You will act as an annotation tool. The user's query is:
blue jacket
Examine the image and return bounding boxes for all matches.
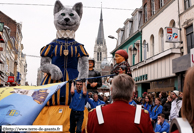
[154,120,170,133]
[87,98,105,109]
[143,103,152,115]
[129,100,137,106]
[150,105,163,120]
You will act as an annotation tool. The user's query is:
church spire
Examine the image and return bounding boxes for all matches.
[96,4,105,45]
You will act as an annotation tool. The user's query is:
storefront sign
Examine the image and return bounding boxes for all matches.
[172,54,190,73]
[190,48,194,67]
[7,76,14,82]
[165,27,180,43]
[150,78,175,89]
[134,74,148,82]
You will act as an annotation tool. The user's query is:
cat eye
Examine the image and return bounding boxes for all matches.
[61,13,65,16]
[69,13,74,16]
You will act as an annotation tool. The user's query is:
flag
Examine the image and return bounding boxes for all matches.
[0,81,67,125]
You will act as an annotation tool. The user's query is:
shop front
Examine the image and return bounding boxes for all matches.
[172,53,191,92]
[131,48,181,97]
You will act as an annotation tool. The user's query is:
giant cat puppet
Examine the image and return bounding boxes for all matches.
[33,1,89,132]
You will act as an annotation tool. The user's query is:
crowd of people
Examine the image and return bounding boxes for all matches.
[83,86,183,133]
[71,66,194,133]
[47,48,194,133]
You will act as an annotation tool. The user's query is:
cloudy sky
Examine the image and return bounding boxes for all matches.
[0,0,141,85]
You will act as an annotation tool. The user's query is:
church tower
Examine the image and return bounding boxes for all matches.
[94,7,107,72]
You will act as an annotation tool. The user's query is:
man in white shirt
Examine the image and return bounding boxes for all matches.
[169,90,182,121]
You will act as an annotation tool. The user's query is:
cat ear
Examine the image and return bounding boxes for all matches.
[54,0,65,15]
[72,2,83,19]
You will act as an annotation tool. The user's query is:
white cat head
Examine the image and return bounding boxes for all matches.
[54,1,83,32]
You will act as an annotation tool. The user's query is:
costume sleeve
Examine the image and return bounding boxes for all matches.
[110,65,119,75]
[77,45,89,57]
[40,44,54,57]
[125,61,132,77]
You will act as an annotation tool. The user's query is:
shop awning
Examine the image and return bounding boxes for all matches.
[147,87,175,92]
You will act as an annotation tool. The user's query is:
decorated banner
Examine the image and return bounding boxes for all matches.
[0,81,67,125]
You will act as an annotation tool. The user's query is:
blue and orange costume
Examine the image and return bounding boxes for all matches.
[33,39,89,132]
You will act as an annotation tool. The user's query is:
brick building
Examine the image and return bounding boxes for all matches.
[143,0,170,23]
[0,11,27,86]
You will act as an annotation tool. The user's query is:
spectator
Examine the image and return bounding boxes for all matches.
[179,92,183,99]
[150,98,163,129]
[143,95,152,115]
[154,113,170,133]
[136,97,142,104]
[169,90,182,121]
[140,92,147,103]
[161,91,167,106]
[159,92,162,99]
[87,93,105,109]
[129,98,137,106]
[88,92,93,98]
[129,90,137,106]
[85,92,93,111]
[84,74,154,133]
[69,80,87,133]
[103,96,109,104]
[162,95,172,121]
[151,92,156,106]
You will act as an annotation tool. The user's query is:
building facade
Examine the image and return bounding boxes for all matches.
[172,0,194,92]
[111,7,143,66]
[131,0,182,97]
[94,9,107,72]
[0,11,27,86]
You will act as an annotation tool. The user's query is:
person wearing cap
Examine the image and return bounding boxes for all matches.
[87,57,102,95]
[111,49,132,77]
[169,90,182,121]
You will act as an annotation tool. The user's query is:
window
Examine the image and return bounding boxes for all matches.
[186,25,194,53]
[134,43,140,64]
[151,0,155,16]
[144,4,148,22]
[160,0,164,8]
[128,47,133,65]
[184,0,191,10]
[150,35,154,56]
[143,41,147,60]
[97,52,99,61]
[159,28,164,52]
[100,52,102,61]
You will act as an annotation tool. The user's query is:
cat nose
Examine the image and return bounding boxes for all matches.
[64,18,70,22]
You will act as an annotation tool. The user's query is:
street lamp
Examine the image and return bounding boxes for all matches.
[132,47,137,56]
[108,35,118,47]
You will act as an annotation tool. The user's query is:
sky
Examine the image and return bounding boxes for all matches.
[0,0,142,85]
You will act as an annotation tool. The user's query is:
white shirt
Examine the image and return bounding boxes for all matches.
[169,98,182,121]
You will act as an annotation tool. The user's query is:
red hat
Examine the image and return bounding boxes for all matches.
[115,49,128,60]
[143,92,147,95]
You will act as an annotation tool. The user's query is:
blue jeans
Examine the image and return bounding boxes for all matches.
[69,110,84,133]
